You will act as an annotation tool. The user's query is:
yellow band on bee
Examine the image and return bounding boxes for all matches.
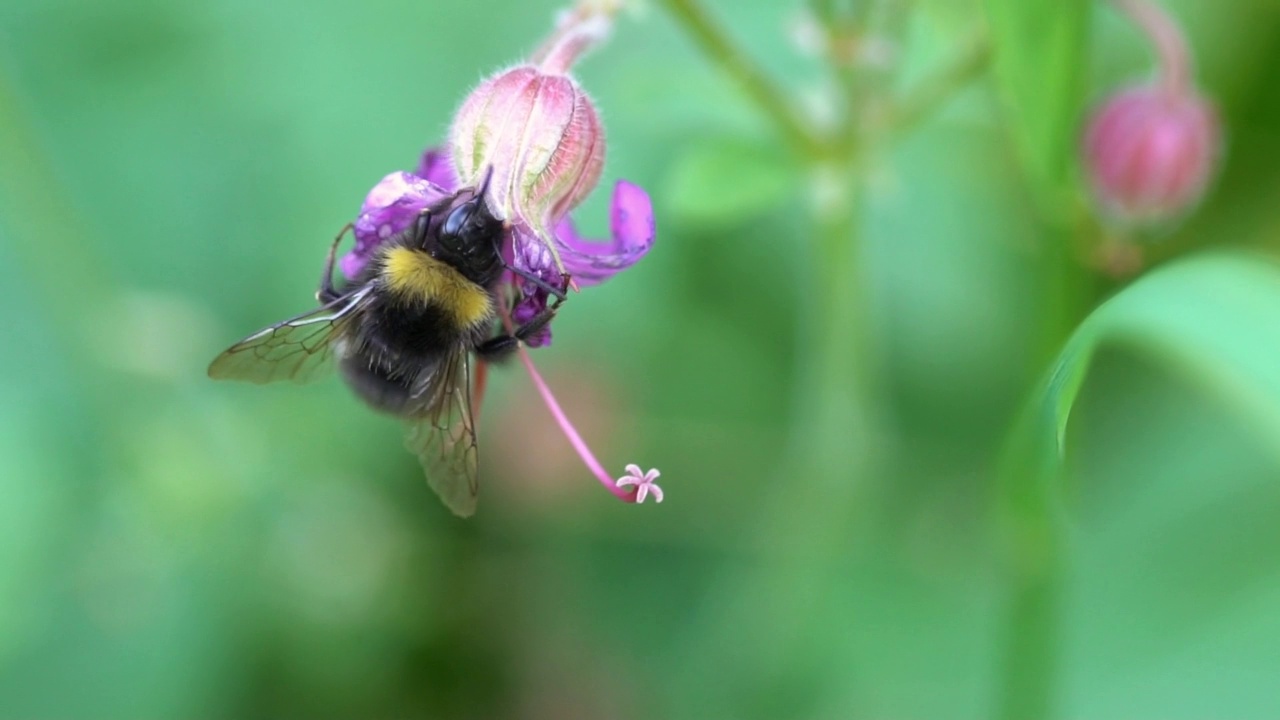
[381,246,492,328]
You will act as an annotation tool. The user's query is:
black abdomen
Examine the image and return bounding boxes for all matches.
[364,296,463,360]
[339,352,420,416]
[339,297,475,416]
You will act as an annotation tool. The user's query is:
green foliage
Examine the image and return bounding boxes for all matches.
[1049,253,1280,458]
[664,137,799,227]
[986,0,1090,214]
[998,253,1280,719]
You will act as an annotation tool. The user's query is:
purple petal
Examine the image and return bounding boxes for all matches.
[512,287,554,348]
[511,226,557,277]
[341,171,448,280]
[339,249,366,280]
[507,226,560,348]
[415,147,458,191]
[555,180,655,286]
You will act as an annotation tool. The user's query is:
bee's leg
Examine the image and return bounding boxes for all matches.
[317,223,353,304]
[408,210,434,247]
[473,335,518,361]
[474,302,561,361]
[507,267,570,303]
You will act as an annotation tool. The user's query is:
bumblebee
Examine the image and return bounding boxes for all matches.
[208,181,566,516]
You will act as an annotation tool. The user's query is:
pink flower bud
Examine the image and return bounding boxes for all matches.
[449,66,604,244]
[1084,0,1221,225]
[1084,84,1219,225]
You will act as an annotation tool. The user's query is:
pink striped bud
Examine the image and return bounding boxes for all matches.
[1083,0,1221,225]
[449,66,604,243]
[448,4,616,264]
[1084,84,1218,224]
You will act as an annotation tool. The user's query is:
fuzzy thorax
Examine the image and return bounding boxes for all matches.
[380,246,493,329]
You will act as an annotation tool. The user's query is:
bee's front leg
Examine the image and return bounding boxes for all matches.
[317,223,353,304]
[475,302,561,362]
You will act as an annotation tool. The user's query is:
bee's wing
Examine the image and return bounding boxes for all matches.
[404,347,480,517]
[207,286,372,385]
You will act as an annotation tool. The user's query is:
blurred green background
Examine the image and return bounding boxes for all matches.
[3,0,1280,718]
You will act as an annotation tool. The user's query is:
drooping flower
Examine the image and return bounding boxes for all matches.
[1084,85,1217,225]
[337,0,661,507]
[1083,0,1221,225]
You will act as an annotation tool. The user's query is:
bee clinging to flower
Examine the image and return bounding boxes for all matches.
[208,0,661,516]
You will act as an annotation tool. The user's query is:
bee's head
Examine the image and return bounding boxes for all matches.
[438,194,503,257]
[406,178,505,287]
[439,167,500,257]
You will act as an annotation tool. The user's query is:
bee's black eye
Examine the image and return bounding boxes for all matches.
[443,202,475,238]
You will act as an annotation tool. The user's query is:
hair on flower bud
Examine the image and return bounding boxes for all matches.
[437,1,654,351]
[449,68,604,258]
[448,3,622,272]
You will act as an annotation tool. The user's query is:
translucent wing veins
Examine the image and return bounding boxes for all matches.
[404,346,480,517]
[207,286,371,385]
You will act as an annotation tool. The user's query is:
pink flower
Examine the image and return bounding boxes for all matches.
[615,465,664,504]
[1083,0,1221,225]
[1084,84,1218,224]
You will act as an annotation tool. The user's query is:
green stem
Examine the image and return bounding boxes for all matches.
[660,0,826,158]
[833,0,914,157]
[994,406,1067,720]
[669,164,875,706]
[808,1,863,159]
[794,165,874,467]
[743,160,876,673]
[765,160,874,581]
[888,28,991,139]
[661,0,883,706]
[993,210,1096,720]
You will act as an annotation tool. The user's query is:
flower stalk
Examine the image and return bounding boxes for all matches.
[658,0,826,158]
[888,28,991,140]
[1113,0,1191,96]
[532,0,622,73]
[656,0,883,691]
[516,343,645,503]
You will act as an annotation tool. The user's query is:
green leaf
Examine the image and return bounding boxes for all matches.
[995,252,1280,720]
[662,137,799,228]
[985,0,1090,215]
[1046,253,1280,457]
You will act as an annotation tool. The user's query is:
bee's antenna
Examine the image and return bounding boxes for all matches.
[475,165,496,200]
